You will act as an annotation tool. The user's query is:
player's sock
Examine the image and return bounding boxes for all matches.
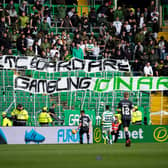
[102,132,107,144]
[109,134,112,144]
[125,131,129,141]
[80,134,83,144]
[87,134,90,144]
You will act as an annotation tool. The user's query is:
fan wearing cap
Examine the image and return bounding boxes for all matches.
[38,107,52,127]
[2,112,12,127]
[11,104,29,126]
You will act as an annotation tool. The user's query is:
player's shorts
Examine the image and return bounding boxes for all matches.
[122,119,131,127]
[102,126,112,133]
[80,127,89,135]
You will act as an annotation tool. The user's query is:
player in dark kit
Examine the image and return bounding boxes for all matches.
[117,92,135,147]
[77,110,91,144]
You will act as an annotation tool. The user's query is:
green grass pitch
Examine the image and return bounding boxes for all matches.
[0,143,168,168]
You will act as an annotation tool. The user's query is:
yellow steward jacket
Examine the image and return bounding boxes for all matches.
[39,112,52,124]
[2,117,12,126]
[132,112,137,123]
[136,110,142,121]
[115,113,122,124]
[132,110,142,123]
[11,109,29,121]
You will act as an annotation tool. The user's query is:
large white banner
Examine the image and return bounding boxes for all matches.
[14,75,168,93]
[0,55,130,72]
[0,127,93,144]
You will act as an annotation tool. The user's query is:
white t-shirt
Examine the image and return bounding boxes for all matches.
[144,65,153,76]
[92,46,100,57]
[26,38,34,47]
[113,21,122,34]
[80,44,86,56]
[139,17,144,28]
[50,49,60,58]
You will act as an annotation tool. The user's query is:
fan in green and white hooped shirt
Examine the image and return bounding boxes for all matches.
[101,105,115,144]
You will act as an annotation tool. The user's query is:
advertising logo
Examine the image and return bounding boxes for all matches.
[118,128,144,140]
[25,129,45,144]
[94,127,102,143]
[153,127,168,142]
[57,128,79,143]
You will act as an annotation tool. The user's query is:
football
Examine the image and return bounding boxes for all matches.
[72,129,77,134]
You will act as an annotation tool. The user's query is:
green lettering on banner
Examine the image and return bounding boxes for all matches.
[93,79,110,92]
[64,110,96,126]
[156,77,168,90]
[115,77,133,90]
[137,77,153,90]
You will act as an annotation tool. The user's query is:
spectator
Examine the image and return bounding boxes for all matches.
[0,17,6,37]
[71,12,80,27]
[41,38,50,52]
[0,45,5,56]
[11,104,29,126]
[152,18,159,39]
[19,12,29,29]
[152,61,159,76]
[144,62,153,76]
[82,18,90,32]
[61,15,73,31]
[50,45,60,59]
[139,13,145,29]
[9,7,17,26]
[107,8,114,23]
[32,40,42,56]
[68,7,75,19]
[158,36,167,60]
[86,39,94,59]
[123,41,133,60]
[81,31,89,42]
[38,107,52,127]
[92,41,100,59]
[49,103,64,126]
[88,8,97,26]
[114,6,124,21]
[150,7,159,21]
[113,17,122,36]
[158,59,164,75]
[25,46,35,56]
[17,34,27,54]
[106,35,115,51]
[98,13,108,26]
[40,18,50,34]
[131,59,142,76]
[19,1,28,15]
[162,55,168,76]
[149,48,158,66]
[97,1,109,17]
[72,42,84,59]
[56,5,66,21]
[30,11,41,28]
[73,33,81,44]
[143,8,150,23]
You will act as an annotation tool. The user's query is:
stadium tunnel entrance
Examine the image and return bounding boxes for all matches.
[117,0,151,8]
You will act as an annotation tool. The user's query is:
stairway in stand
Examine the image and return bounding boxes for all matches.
[150,92,168,125]
[77,0,89,16]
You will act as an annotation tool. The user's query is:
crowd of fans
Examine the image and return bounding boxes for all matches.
[0,0,168,76]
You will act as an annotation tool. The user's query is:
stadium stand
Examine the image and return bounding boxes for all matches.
[0,0,168,126]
